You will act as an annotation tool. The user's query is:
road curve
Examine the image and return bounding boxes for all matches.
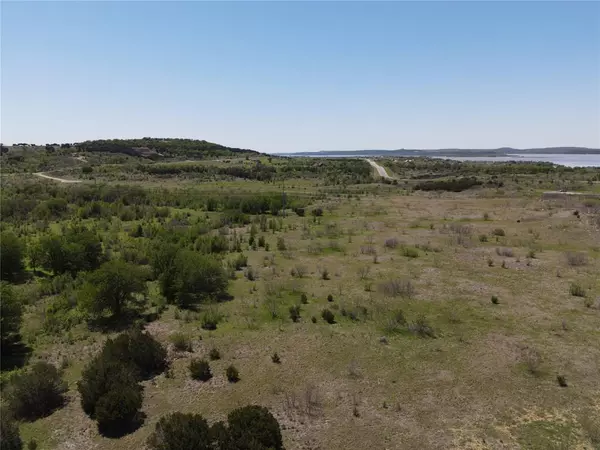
[365,159,392,179]
[34,172,82,183]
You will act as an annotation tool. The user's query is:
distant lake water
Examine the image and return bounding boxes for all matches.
[433,154,600,168]
[296,153,600,167]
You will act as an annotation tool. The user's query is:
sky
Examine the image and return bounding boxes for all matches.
[1,1,599,153]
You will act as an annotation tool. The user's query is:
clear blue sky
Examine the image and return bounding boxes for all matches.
[2,1,599,153]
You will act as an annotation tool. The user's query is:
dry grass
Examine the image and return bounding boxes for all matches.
[18,187,600,450]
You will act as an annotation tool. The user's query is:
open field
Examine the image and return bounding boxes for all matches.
[1,147,600,450]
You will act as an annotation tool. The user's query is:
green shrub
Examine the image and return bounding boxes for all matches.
[226,365,239,383]
[94,380,143,436]
[101,329,167,379]
[408,315,436,338]
[276,237,286,251]
[0,412,22,450]
[569,283,586,297]
[289,305,301,323]
[401,247,419,258]
[201,309,222,330]
[209,348,221,361]
[557,375,568,387]
[271,353,281,364]
[226,405,283,450]
[169,332,192,352]
[147,412,212,450]
[189,359,212,382]
[492,228,505,237]
[5,362,67,421]
[327,294,333,302]
[300,293,308,304]
[491,295,499,305]
[321,309,335,324]
[479,234,488,243]
[311,316,317,323]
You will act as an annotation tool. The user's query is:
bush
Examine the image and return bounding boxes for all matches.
[557,375,568,387]
[408,315,436,338]
[479,234,488,243]
[276,237,286,251]
[491,295,499,305]
[321,309,335,324]
[320,267,330,280]
[384,309,407,334]
[384,237,398,249]
[379,279,414,298]
[78,354,141,418]
[201,309,222,330]
[189,359,212,382]
[226,405,283,450]
[169,332,192,352]
[101,329,167,379]
[569,283,586,297]
[0,413,22,450]
[492,228,505,237]
[327,294,333,302]
[495,247,514,257]
[414,177,482,192]
[147,412,212,450]
[209,348,221,361]
[5,362,67,421]
[300,293,308,304]
[401,246,419,258]
[94,381,143,436]
[271,353,281,364]
[311,316,317,323]
[226,365,239,383]
[565,252,588,267]
[289,305,301,323]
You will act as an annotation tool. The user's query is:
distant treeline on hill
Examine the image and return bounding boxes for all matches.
[75,138,260,159]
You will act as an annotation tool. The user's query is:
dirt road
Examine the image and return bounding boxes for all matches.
[34,172,82,183]
[365,159,392,179]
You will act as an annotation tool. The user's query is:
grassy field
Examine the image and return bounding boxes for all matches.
[2,153,600,450]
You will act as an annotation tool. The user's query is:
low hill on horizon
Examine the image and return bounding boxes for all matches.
[287,147,600,157]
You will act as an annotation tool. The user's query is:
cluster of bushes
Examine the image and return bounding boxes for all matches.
[147,405,282,450]
[414,177,482,192]
[77,329,167,435]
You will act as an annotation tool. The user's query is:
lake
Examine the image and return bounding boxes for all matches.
[432,154,600,167]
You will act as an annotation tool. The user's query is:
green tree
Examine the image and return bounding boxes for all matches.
[40,229,104,276]
[147,413,212,450]
[1,232,25,282]
[78,261,147,317]
[0,283,22,351]
[0,411,22,450]
[100,330,167,379]
[94,381,142,436]
[225,405,283,450]
[5,362,67,421]
[27,241,44,274]
[160,251,228,307]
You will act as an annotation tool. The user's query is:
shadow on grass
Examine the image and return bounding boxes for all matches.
[98,411,146,439]
[1,339,33,371]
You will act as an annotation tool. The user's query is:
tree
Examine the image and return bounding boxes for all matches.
[27,242,44,274]
[40,229,104,276]
[78,260,147,317]
[0,411,22,450]
[147,413,212,450]
[1,232,25,282]
[101,330,167,379]
[5,362,67,421]
[225,406,283,450]
[94,381,142,436]
[189,359,212,381]
[160,251,228,307]
[0,283,22,351]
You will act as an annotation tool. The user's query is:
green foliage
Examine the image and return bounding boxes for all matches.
[321,308,335,324]
[101,329,168,379]
[189,359,212,382]
[569,283,586,297]
[78,260,147,317]
[414,177,482,192]
[226,365,240,383]
[289,305,301,322]
[5,362,67,421]
[300,293,308,304]
[94,380,143,436]
[147,412,212,450]
[0,412,22,450]
[169,332,192,352]
[271,353,281,364]
[40,228,104,276]
[492,228,506,237]
[159,250,228,308]
[209,348,221,360]
[0,283,22,351]
[491,295,499,304]
[327,294,333,302]
[225,405,283,450]
[0,232,25,282]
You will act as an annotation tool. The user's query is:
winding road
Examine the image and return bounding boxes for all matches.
[34,172,82,183]
[365,159,392,179]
